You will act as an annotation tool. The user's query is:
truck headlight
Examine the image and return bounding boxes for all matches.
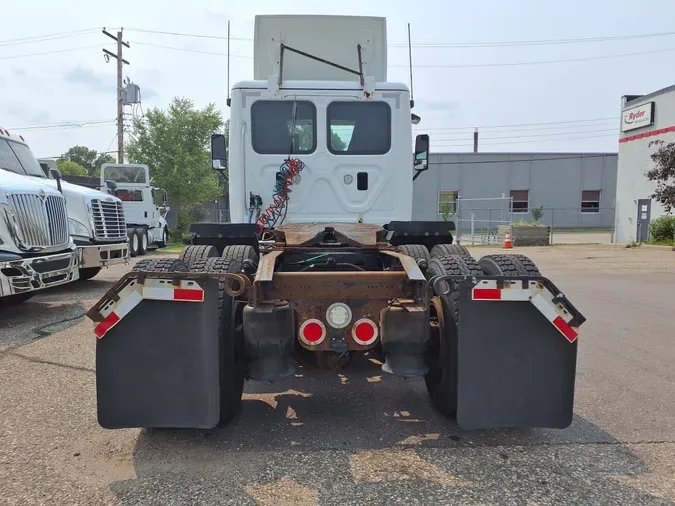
[69,218,89,237]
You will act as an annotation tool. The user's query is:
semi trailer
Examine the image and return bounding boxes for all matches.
[88,15,586,431]
[0,129,80,304]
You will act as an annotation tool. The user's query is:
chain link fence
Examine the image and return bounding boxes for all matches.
[449,199,615,245]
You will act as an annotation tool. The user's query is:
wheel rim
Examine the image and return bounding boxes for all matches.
[132,234,139,251]
[142,233,148,249]
[164,229,168,243]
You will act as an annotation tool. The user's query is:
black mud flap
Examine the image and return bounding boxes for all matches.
[96,278,221,429]
[454,277,581,430]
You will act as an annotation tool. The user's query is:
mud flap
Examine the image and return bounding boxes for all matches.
[454,277,581,430]
[96,278,222,429]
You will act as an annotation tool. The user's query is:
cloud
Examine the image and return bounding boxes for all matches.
[415,99,460,112]
[11,66,27,77]
[64,66,115,94]
[30,111,52,124]
[4,103,25,116]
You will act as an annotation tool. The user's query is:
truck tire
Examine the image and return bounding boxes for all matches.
[221,245,258,273]
[199,257,246,426]
[157,228,169,248]
[137,228,149,256]
[79,267,102,281]
[424,255,482,419]
[430,244,471,258]
[129,229,140,257]
[132,258,189,273]
[397,244,430,266]
[478,254,541,276]
[179,245,219,270]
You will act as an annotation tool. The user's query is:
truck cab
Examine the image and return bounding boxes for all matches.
[38,158,129,280]
[99,163,169,256]
[0,129,80,303]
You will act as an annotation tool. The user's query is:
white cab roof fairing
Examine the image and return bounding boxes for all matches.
[254,15,387,83]
[232,80,409,93]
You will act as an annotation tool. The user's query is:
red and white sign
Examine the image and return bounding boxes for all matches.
[621,102,654,132]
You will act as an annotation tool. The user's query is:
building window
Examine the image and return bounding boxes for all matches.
[327,101,391,155]
[581,190,601,213]
[510,190,529,213]
[251,100,316,155]
[438,190,458,217]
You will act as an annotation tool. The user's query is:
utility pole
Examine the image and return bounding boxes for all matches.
[102,28,130,163]
[473,127,479,153]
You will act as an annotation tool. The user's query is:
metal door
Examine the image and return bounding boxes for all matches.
[636,199,651,243]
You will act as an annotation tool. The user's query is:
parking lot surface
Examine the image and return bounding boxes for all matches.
[1,245,674,506]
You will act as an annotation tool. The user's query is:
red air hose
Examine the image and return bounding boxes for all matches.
[256,158,305,235]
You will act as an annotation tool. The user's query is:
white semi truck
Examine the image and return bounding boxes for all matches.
[99,163,169,257]
[29,155,130,281]
[89,15,586,432]
[0,129,80,304]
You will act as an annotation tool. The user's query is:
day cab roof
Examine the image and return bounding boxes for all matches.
[0,127,28,145]
[232,80,410,93]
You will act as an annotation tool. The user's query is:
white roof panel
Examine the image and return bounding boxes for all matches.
[254,15,387,82]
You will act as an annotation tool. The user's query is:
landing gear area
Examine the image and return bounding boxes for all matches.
[88,223,584,431]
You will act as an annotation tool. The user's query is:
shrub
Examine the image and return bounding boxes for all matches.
[648,215,675,242]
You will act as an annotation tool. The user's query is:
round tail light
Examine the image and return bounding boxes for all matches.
[352,319,378,346]
[299,319,326,346]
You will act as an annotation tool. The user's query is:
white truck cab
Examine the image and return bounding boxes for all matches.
[225,15,426,226]
[99,163,169,256]
[38,158,129,280]
[0,129,79,303]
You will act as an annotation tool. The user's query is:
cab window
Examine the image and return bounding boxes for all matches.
[328,101,391,155]
[251,100,316,155]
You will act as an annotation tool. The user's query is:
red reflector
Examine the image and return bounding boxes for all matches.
[303,322,324,342]
[95,312,120,339]
[473,288,501,300]
[352,319,378,345]
[174,288,203,301]
[553,316,578,343]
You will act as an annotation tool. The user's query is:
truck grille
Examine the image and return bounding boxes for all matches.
[91,199,127,240]
[6,193,69,249]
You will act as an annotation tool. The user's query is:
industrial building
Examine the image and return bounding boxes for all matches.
[412,152,618,230]
[615,84,675,242]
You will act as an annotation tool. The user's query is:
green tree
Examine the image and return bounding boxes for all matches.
[126,97,224,234]
[56,159,87,176]
[61,145,115,176]
[647,140,675,212]
[331,131,347,151]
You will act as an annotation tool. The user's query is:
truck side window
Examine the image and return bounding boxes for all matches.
[327,101,391,155]
[251,100,317,155]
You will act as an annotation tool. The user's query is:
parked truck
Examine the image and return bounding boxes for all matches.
[0,129,80,304]
[88,15,586,431]
[38,159,129,280]
[98,163,169,257]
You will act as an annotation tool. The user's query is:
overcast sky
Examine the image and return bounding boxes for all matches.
[2,0,675,159]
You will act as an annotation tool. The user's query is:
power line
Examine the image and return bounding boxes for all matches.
[432,127,618,141]
[434,133,618,147]
[428,153,615,165]
[426,121,620,136]
[125,27,675,49]
[414,116,619,131]
[130,40,251,58]
[7,119,116,131]
[390,30,675,48]
[0,45,105,60]
[0,28,99,47]
[390,46,675,68]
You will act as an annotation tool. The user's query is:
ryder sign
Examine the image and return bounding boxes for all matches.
[622,102,654,132]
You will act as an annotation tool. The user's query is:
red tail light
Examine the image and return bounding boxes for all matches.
[352,319,378,346]
[299,319,326,346]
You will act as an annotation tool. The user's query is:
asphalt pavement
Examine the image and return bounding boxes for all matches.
[1,245,674,506]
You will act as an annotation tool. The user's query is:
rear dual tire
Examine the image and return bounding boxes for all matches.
[423,253,541,420]
[129,228,149,257]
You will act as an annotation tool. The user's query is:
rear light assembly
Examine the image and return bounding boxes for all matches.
[351,318,379,346]
[299,319,327,346]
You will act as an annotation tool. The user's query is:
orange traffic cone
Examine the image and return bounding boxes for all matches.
[503,231,513,249]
